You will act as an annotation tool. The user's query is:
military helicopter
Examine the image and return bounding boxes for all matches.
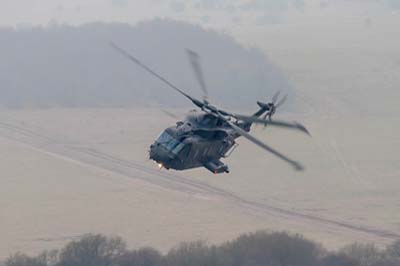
[111,43,310,174]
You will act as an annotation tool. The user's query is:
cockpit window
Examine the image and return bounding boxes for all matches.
[156,131,183,153]
[156,131,174,144]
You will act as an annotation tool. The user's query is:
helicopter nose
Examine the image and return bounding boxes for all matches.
[149,143,170,164]
[149,143,158,160]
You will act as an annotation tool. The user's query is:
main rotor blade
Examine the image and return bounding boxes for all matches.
[276,94,288,108]
[186,49,208,100]
[225,119,303,171]
[110,42,204,108]
[234,115,310,135]
[272,91,281,104]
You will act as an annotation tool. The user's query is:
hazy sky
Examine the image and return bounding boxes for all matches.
[2,0,399,28]
[1,0,399,50]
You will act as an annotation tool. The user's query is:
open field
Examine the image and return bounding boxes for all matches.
[0,106,399,259]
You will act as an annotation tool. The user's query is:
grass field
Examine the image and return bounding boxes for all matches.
[0,105,399,259]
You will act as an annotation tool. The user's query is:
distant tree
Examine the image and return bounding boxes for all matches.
[166,241,218,266]
[37,250,59,266]
[386,240,400,258]
[321,253,360,266]
[57,234,126,266]
[5,231,400,266]
[220,231,322,266]
[0,20,291,108]
[5,252,47,266]
[116,247,163,266]
[341,243,387,266]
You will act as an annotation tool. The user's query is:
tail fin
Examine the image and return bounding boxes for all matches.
[257,101,269,109]
[253,101,270,117]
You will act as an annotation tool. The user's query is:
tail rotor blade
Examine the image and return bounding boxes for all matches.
[272,91,281,104]
[262,113,268,120]
[276,94,288,108]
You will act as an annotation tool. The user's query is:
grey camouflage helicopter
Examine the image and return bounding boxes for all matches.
[111,43,310,174]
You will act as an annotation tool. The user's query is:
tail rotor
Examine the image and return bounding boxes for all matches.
[262,91,288,122]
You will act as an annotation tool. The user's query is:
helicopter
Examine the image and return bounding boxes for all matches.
[111,43,310,174]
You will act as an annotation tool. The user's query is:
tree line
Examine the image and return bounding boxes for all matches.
[3,231,400,266]
[0,20,290,109]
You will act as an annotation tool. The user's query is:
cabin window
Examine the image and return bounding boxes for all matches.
[172,142,185,154]
[166,139,180,150]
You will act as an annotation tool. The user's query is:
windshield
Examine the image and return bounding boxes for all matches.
[156,131,182,152]
[156,131,174,144]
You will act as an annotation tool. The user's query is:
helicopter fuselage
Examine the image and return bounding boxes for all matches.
[149,111,240,174]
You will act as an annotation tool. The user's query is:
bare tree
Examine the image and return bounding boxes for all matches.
[219,231,322,266]
[5,252,47,266]
[116,247,163,266]
[166,241,218,266]
[341,243,386,266]
[386,240,400,258]
[5,231,400,266]
[321,254,360,266]
[57,234,126,266]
